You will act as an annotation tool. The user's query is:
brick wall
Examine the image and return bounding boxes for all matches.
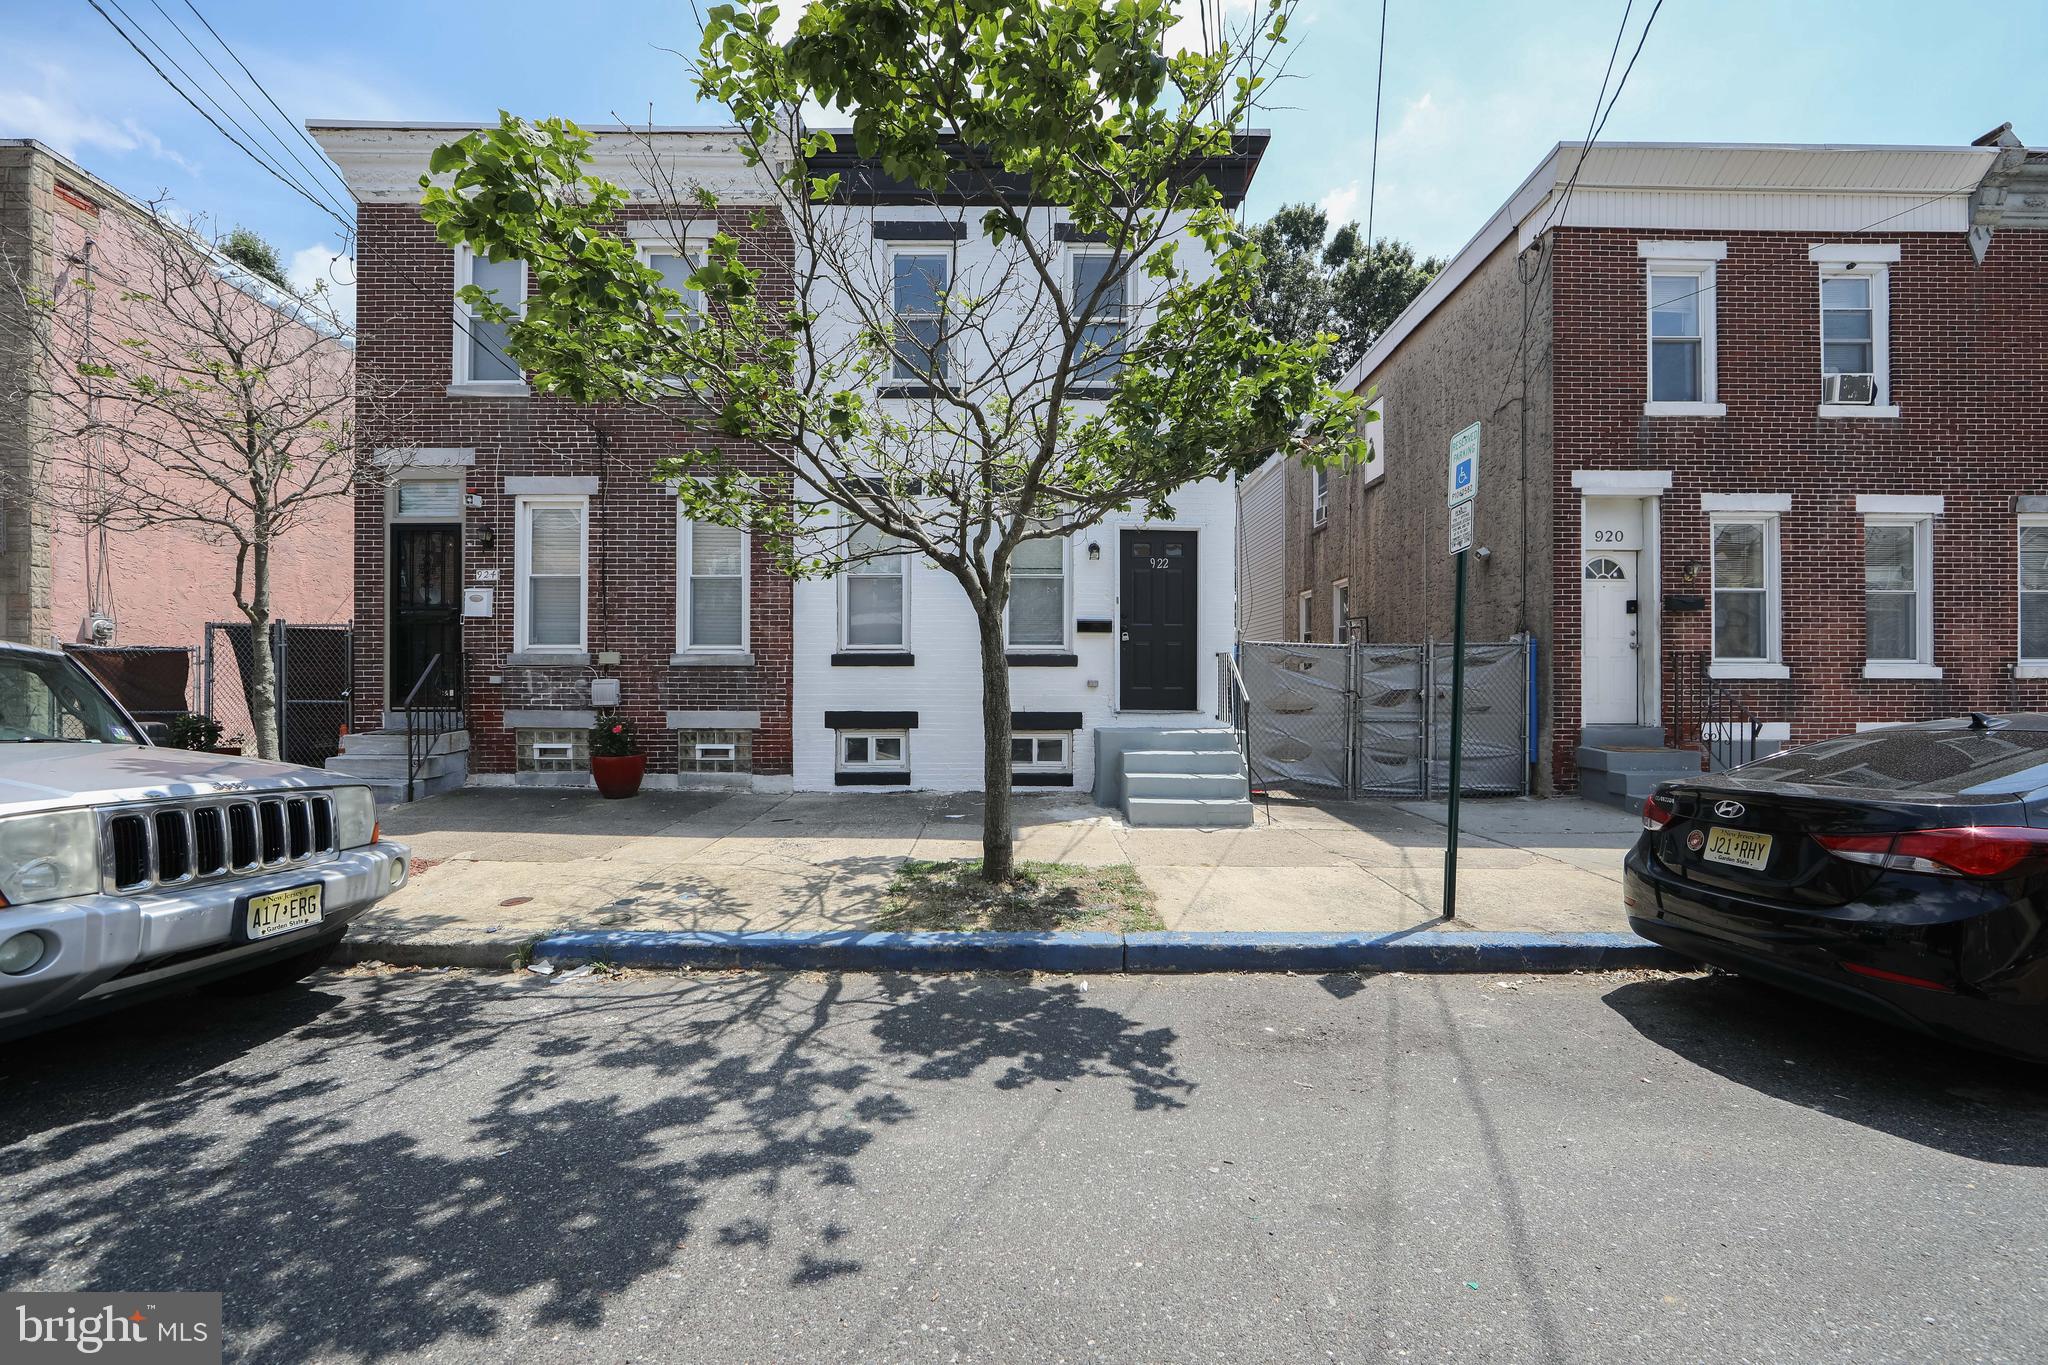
[1550,225,2048,790]
[352,202,795,780]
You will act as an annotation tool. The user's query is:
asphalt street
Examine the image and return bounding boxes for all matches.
[2,966,2043,1363]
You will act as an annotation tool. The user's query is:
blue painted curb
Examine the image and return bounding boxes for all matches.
[531,929,1126,974]
[1122,930,1686,974]
[525,928,1686,975]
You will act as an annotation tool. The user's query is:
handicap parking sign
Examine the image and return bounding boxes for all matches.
[1447,421,1480,508]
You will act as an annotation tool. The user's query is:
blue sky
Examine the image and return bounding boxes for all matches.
[5,0,2043,325]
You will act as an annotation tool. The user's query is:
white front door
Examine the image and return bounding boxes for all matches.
[1581,551,1638,724]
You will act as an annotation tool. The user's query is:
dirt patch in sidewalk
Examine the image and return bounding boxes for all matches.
[875,860,1163,933]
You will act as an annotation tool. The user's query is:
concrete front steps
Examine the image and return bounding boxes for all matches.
[1576,725,1704,811]
[1096,727,1254,827]
[323,728,469,803]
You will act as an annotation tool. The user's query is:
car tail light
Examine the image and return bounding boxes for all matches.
[1813,826,2048,878]
[1641,791,1676,831]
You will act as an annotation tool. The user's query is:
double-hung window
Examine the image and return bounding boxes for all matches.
[842,525,909,650]
[1859,497,1938,676]
[1332,580,1352,644]
[636,233,707,331]
[515,497,587,653]
[1639,242,1722,416]
[1707,512,1782,676]
[1008,536,1066,650]
[452,246,525,390]
[1311,466,1329,527]
[677,509,747,652]
[1812,245,1896,415]
[1297,590,1314,642]
[892,252,949,382]
[1071,251,1127,387]
[2022,518,2048,669]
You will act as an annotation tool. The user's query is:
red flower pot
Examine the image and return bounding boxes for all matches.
[590,752,646,799]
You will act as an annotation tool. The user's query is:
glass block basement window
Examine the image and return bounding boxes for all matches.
[678,730,750,774]
[517,729,588,773]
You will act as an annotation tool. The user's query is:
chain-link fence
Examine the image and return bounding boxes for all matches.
[1233,636,1533,798]
[202,621,352,767]
[64,644,196,731]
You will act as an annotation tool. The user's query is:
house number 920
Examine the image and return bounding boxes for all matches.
[1590,530,1626,544]
[1149,557,1171,569]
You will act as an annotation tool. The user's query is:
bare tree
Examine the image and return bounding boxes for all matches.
[0,203,380,760]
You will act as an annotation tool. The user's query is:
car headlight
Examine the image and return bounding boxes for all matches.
[334,786,377,850]
[0,810,101,906]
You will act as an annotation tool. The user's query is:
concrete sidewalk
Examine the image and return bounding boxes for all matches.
[354,787,1640,963]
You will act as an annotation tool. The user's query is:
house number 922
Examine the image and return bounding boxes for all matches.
[1149,557,1171,569]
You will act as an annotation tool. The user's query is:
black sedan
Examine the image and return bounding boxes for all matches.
[1624,714,2048,1063]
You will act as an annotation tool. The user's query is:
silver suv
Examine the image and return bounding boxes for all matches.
[0,642,409,1035]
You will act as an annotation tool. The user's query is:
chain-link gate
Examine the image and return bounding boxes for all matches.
[1234,636,1533,798]
[202,621,353,766]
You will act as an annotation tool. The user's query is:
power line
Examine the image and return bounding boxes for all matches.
[1364,0,1388,248]
[86,0,355,236]
[178,0,359,209]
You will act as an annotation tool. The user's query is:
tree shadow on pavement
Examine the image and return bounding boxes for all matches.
[0,969,1192,1361]
[1603,973,2048,1167]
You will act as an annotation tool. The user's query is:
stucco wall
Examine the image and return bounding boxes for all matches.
[792,478,1236,792]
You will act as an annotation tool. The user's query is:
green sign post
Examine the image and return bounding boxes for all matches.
[1443,422,1481,921]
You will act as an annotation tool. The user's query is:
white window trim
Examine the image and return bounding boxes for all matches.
[837,730,909,772]
[1708,512,1785,678]
[1331,579,1350,643]
[1861,511,1937,676]
[838,534,911,651]
[513,495,589,655]
[2019,513,2048,670]
[1297,590,1314,643]
[889,246,950,384]
[1311,466,1329,526]
[1004,535,1071,652]
[675,506,749,654]
[1571,470,1672,496]
[386,469,467,524]
[1817,260,1896,418]
[1701,492,1792,514]
[1643,254,1723,417]
[1010,731,1072,773]
[1360,399,1386,486]
[632,225,713,356]
[1069,245,1133,391]
[449,245,529,396]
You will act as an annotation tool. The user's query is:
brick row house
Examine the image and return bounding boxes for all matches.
[1248,126,2048,804]
[314,120,1253,813]
[313,123,795,795]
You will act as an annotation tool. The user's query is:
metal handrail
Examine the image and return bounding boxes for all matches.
[1216,650,1272,818]
[399,652,464,802]
[1668,650,1765,772]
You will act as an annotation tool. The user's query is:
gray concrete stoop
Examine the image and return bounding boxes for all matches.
[1575,737,1705,811]
[1100,727,1254,827]
[325,728,470,803]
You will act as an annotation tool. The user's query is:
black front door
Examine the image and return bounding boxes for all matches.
[389,523,462,705]
[1119,528,1197,711]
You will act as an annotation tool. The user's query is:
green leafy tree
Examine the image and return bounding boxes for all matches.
[418,0,1368,880]
[219,226,293,293]
[1249,202,1441,379]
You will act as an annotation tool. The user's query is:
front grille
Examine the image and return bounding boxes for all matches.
[101,794,337,892]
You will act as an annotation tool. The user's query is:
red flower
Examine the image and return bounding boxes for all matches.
[611,724,624,734]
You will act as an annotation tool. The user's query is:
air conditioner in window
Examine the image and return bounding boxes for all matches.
[1822,372,1877,405]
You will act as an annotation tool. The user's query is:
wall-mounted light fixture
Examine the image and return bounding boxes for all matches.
[1086,541,1101,561]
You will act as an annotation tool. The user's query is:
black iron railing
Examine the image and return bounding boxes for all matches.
[1667,650,1766,772]
[399,652,465,802]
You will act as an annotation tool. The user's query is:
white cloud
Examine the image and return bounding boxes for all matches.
[287,243,355,330]
[1167,0,1260,55]
[0,62,197,172]
[1319,180,1360,226]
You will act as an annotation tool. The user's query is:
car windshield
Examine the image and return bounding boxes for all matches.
[0,652,141,744]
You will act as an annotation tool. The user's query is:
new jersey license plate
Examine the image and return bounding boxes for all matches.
[1702,826,1773,871]
[242,883,323,940]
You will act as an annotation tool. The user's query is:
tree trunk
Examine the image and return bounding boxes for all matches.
[244,540,281,762]
[976,605,1016,883]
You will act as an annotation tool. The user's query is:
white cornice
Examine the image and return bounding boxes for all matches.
[307,124,782,205]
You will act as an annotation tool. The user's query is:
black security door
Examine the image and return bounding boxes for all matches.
[389,524,462,704]
[1119,529,1197,710]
